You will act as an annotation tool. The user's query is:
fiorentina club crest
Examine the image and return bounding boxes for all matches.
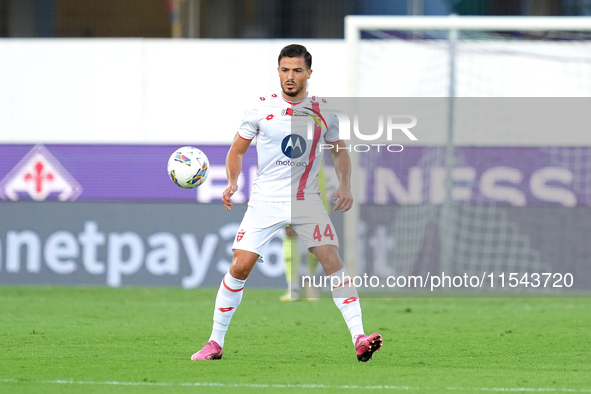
[0,145,83,201]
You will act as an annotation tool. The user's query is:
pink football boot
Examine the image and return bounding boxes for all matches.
[191,340,223,360]
[355,333,382,362]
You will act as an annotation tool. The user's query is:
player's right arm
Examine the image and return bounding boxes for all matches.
[223,132,252,211]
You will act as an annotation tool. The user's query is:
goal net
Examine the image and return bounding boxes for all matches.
[341,16,591,294]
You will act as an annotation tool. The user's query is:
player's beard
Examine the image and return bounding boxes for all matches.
[282,81,304,98]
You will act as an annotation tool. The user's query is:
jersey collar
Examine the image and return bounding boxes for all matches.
[282,92,309,106]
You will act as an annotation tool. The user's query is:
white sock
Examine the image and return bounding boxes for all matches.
[209,272,246,348]
[329,268,365,345]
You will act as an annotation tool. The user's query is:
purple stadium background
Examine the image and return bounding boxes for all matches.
[1,144,590,291]
[0,144,587,206]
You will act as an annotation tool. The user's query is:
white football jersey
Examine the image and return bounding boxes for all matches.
[237,93,339,202]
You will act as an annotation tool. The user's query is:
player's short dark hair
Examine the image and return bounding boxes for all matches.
[278,44,312,69]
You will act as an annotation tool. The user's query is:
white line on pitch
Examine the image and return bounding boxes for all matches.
[1,379,591,392]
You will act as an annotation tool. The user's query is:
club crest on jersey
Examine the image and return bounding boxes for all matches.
[281,134,307,159]
[236,229,245,242]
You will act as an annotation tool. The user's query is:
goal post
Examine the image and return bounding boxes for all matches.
[342,15,591,292]
[345,15,591,96]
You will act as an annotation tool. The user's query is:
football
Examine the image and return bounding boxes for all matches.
[167,146,210,189]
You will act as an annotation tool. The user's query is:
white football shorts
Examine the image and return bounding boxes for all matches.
[232,196,339,257]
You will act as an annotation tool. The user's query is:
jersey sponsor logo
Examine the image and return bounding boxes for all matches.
[281,134,307,159]
[281,108,308,117]
[275,160,308,167]
[281,107,328,131]
[0,145,83,201]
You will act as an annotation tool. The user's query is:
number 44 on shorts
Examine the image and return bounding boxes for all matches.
[313,224,334,242]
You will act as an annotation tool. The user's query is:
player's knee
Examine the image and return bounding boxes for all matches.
[229,263,251,280]
[229,251,259,280]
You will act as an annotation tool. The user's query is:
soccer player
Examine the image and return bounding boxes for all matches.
[191,44,382,362]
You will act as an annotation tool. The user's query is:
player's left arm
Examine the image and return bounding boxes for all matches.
[327,140,353,213]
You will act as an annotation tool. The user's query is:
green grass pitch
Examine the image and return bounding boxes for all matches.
[0,286,590,393]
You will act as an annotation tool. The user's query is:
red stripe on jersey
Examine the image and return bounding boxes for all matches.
[237,132,252,141]
[296,101,321,201]
[223,277,244,292]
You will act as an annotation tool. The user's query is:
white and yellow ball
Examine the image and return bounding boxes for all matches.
[167,146,209,189]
